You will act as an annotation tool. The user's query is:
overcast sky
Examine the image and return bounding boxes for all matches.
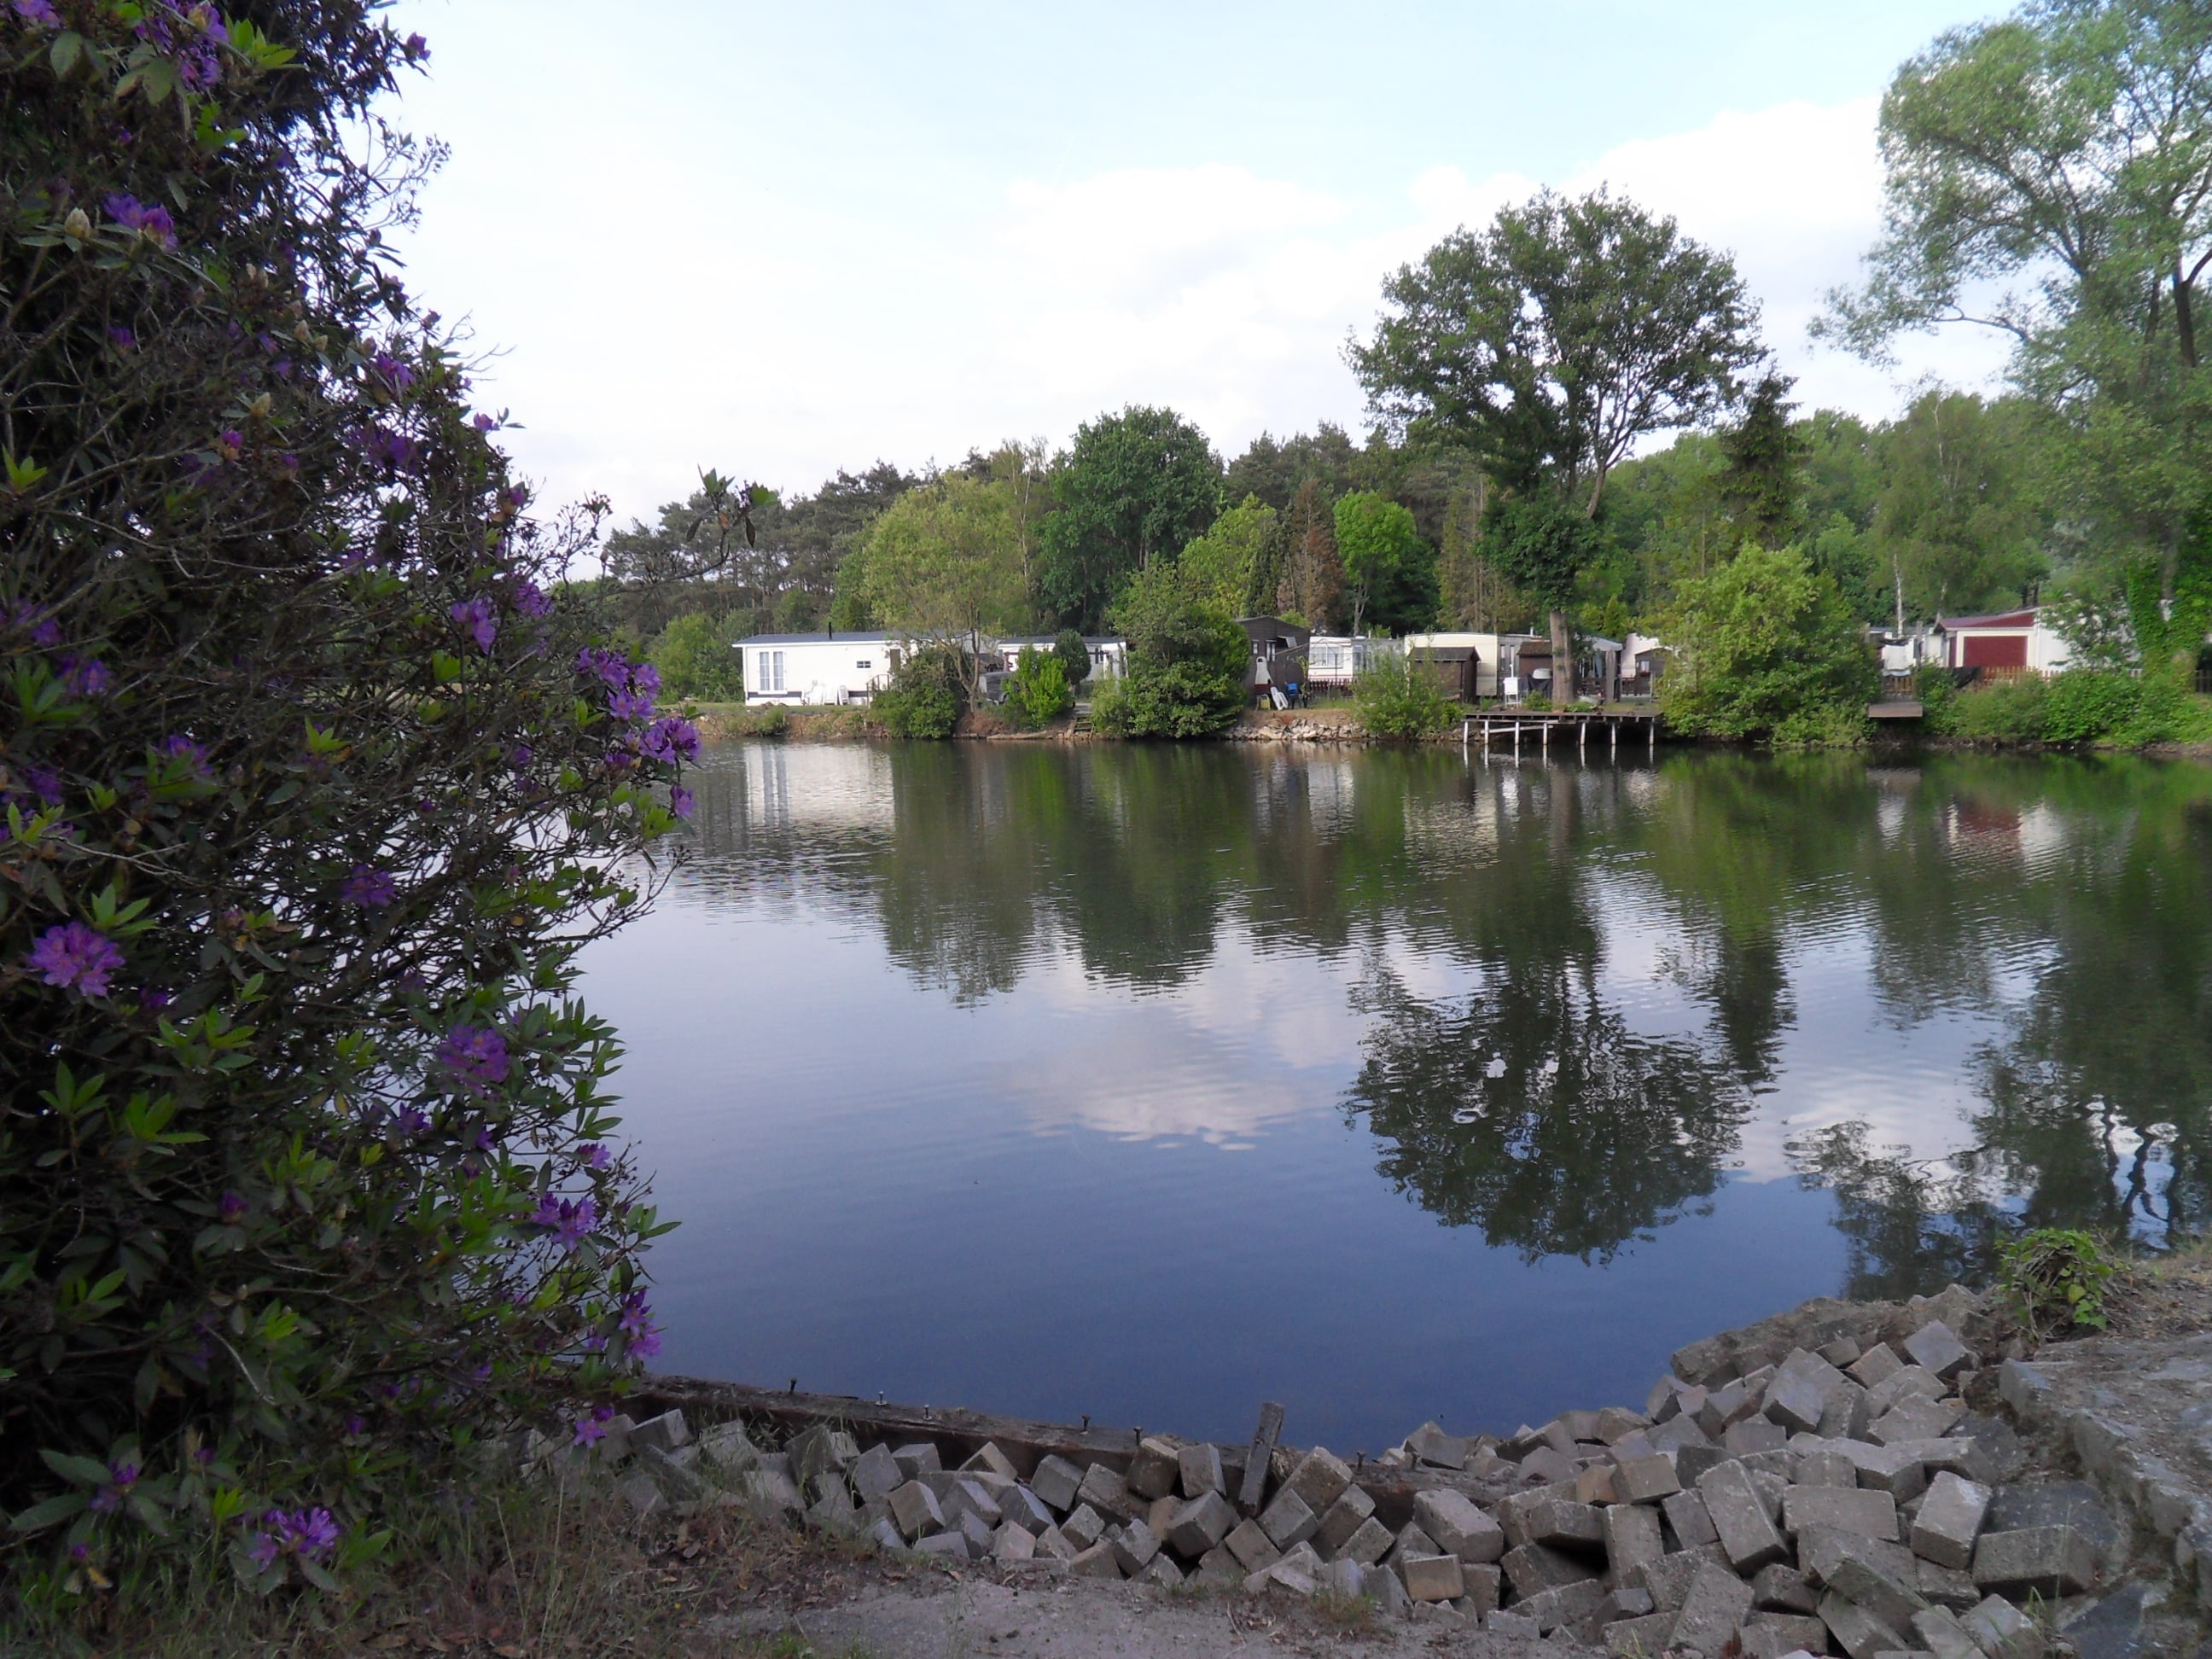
[384,1,2017,527]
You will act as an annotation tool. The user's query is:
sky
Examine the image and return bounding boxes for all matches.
[384,1,2019,528]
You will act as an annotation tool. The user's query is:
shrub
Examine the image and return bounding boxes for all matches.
[1005,651,1074,728]
[2,2,683,1608]
[873,645,965,738]
[1354,651,1456,739]
[1659,544,1875,741]
[647,611,746,701]
[1771,703,1873,748]
[1052,628,1092,688]
[1997,1228,2117,1345]
[1096,569,1248,739]
[1949,676,2049,743]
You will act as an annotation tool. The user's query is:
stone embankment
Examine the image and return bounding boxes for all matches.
[538,1284,2203,1658]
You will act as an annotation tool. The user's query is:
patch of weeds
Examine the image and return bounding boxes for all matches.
[1999,1228,2119,1345]
[1310,1588,1377,1629]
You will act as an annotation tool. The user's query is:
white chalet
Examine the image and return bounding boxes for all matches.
[741,632,900,706]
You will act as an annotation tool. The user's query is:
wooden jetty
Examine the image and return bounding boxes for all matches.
[1463,707,1662,760]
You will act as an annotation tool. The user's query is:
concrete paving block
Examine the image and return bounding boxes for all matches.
[1034,1522,1078,1561]
[998,1484,1053,1535]
[1408,1420,1470,1469]
[947,1476,1004,1528]
[1826,1552,1930,1635]
[1127,1436,1181,1500]
[1669,1559,1755,1657]
[1608,1585,1657,1620]
[916,1531,973,1562]
[1616,1452,1682,1503]
[1837,1441,1929,1501]
[1504,1540,1604,1598]
[1576,1464,1622,1505]
[1558,1409,1606,1441]
[1909,1606,1983,1659]
[848,1443,902,1505]
[614,1470,664,1518]
[1387,1520,1439,1566]
[1225,1515,1280,1570]
[1068,1540,1121,1578]
[1028,1453,1084,1513]
[1140,1554,1185,1588]
[1146,1495,1180,1538]
[1521,1445,1578,1483]
[1400,1552,1464,1603]
[1075,1461,1138,1521]
[1314,1484,1377,1553]
[1108,1517,1161,1576]
[1796,1451,1860,1490]
[1902,1322,1970,1381]
[1061,1503,1106,1551]
[866,1516,906,1556]
[992,1522,1037,1563]
[630,1409,690,1455]
[1985,1481,2119,1554]
[1606,1610,1677,1657]
[1516,1576,1609,1633]
[1523,1495,1607,1551]
[1665,1488,1722,1549]
[1766,1371,1831,1435]
[1742,1614,1831,1659]
[1960,1595,2047,1659]
[889,1441,942,1479]
[1908,1472,1990,1570]
[1285,1447,1353,1514]
[956,1511,996,1555]
[1459,1561,1502,1616]
[1784,1485,1901,1540]
[1821,1336,1865,1368]
[1752,1561,1819,1614]
[1633,1545,1729,1613]
[1678,1445,1732,1491]
[1278,1540,1324,1579]
[1258,1485,1318,1550]
[1165,1490,1237,1557]
[1947,1416,2024,1485]
[1598,1406,1653,1443]
[1487,1608,1542,1639]
[1888,1437,1995,1489]
[958,1440,1016,1480]
[1819,1591,1907,1659]
[741,1466,804,1518]
[1413,1487,1506,1563]
[1851,1344,1905,1389]
[1798,1526,1918,1592]
[1699,1381,1757,1440]
[1915,1557,1979,1610]
[1698,1461,1789,1572]
[1866,1367,1944,1417]
[1970,1525,2098,1597]
[1871,1396,1966,1447]
[1729,1418,1792,1456]
[1177,1441,1225,1499]
[1364,1559,1412,1615]
[1652,1414,1717,1458]
[1603,1501,1665,1585]
[1339,1515,1394,1567]
[1193,1544,1243,1587]
[887,1479,945,1542]
[1314,1556,1365,1599]
[1819,1380,1874,1443]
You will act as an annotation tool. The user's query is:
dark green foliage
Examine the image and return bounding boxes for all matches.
[1353,652,1458,739]
[1334,492,1439,635]
[1092,576,1246,739]
[873,646,966,738]
[1005,652,1074,728]
[2043,670,2143,743]
[648,612,746,701]
[1,0,684,1600]
[1660,545,1877,740]
[1717,371,1807,550]
[1038,406,1223,630]
[1222,423,1361,512]
[1052,628,1092,687]
[1997,1228,2117,1343]
[1482,494,1602,613]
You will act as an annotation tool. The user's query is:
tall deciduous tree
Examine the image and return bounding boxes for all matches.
[1277,479,1344,627]
[1825,0,2212,620]
[1868,393,2045,624]
[1173,496,1278,615]
[1334,492,1439,635]
[858,474,1032,698]
[1038,405,1222,630]
[1353,189,1761,692]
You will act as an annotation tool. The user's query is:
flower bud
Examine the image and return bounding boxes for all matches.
[62,207,90,241]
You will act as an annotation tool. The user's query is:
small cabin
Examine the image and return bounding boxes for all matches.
[1399,632,1541,701]
[1235,616,1313,705]
[741,632,900,706]
[1938,608,2071,678]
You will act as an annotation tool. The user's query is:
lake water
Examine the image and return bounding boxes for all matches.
[581,740,2211,1453]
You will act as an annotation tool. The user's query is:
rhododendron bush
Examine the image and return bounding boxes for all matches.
[1,0,686,1599]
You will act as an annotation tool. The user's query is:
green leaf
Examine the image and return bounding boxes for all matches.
[39,1451,112,1488]
[49,30,83,75]
[9,1492,89,1533]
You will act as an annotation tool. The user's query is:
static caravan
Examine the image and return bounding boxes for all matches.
[741,632,900,706]
[1938,608,2071,677]
[1307,635,1397,690]
[1400,632,1540,701]
[997,636,1128,683]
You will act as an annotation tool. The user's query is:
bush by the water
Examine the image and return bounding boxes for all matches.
[647,610,747,701]
[3,3,685,1618]
[1091,570,1246,738]
[1660,544,1875,742]
[873,644,966,737]
[1924,665,2212,747]
[1353,651,1457,738]
[1005,650,1074,727]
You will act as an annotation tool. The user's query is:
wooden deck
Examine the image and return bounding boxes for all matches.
[1464,707,1662,757]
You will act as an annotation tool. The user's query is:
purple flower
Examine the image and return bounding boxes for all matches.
[107,324,136,350]
[57,655,112,696]
[608,683,656,721]
[26,922,124,996]
[13,0,60,26]
[449,595,497,653]
[89,1461,141,1513]
[341,864,396,908]
[358,424,415,475]
[218,1189,247,1222]
[641,716,701,762]
[511,579,550,618]
[579,1142,611,1171]
[249,1507,339,1569]
[471,411,499,432]
[9,762,62,808]
[138,987,174,1013]
[343,1414,367,1437]
[103,194,177,251]
[193,1444,218,1466]
[532,1194,597,1249]
[437,1023,509,1092]
[393,1106,430,1138]
[158,734,212,779]
[572,1412,608,1447]
[576,646,630,690]
[670,786,696,820]
[618,1290,662,1358]
[402,30,428,61]
[294,1509,339,1557]
[370,352,416,392]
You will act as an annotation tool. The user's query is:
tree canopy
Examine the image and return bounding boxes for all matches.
[1038,405,1223,630]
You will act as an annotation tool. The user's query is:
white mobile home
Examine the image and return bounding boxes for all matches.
[997,636,1128,682]
[1399,632,1542,701]
[741,632,900,706]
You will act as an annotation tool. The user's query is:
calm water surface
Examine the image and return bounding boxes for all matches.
[581,742,2212,1452]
